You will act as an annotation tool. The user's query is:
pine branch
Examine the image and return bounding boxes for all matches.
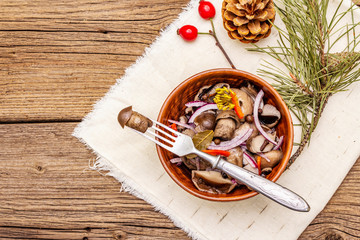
[248,0,360,167]
[289,72,314,96]
[287,93,331,166]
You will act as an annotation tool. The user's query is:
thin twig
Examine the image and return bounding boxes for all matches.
[209,19,236,69]
[287,94,331,168]
[289,72,314,96]
[314,1,328,87]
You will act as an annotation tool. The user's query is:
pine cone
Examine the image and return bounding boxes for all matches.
[352,0,360,7]
[222,0,276,43]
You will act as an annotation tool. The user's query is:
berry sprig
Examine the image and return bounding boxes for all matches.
[177,1,236,69]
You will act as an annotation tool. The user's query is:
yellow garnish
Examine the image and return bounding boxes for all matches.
[213,87,235,110]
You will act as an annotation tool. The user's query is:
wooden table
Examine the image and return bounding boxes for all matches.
[1,0,359,239]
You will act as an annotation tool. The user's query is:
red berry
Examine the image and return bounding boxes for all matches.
[177,25,198,41]
[198,1,216,20]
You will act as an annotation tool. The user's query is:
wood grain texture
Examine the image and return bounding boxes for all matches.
[0,123,360,239]
[0,0,189,122]
[0,123,190,239]
[1,0,360,239]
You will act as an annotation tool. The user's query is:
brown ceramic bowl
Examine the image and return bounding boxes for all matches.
[156,68,293,201]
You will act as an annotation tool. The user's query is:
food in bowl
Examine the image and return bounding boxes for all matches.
[117,81,285,196]
[166,82,284,194]
[156,69,293,201]
[117,69,293,201]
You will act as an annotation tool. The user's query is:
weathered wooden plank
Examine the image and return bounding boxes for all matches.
[0,122,359,239]
[0,0,184,31]
[0,0,189,122]
[0,122,190,239]
[1,0,360,239]
[299,162,360,240]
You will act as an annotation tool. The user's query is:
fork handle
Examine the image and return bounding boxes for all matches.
[194,150,310,212]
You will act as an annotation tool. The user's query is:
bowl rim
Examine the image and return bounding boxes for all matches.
[156,68,294,202]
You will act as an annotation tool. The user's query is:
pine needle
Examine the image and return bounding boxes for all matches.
[248,0,360,167]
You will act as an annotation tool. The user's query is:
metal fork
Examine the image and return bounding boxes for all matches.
[132,119,310,212]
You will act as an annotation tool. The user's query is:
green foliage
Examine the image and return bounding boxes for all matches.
[248,0,360,163]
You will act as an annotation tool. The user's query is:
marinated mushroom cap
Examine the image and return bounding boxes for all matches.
[240,83,258,99]
[182,128,196,138]
[227,147,243,167]
[213,110,241,140]
[243,164,259,175]
[246,130,276,153]
[230,88,254,119]
[194,112,216,132]
[194,85,212,101]
[177,115,189,132]
[259,150,283,172]
[241,84,264,109]
[182,157,211,170]
[260,104,281,128]
[117,106,153,133]
[118,106,133,128]
[195,83,230,102]
[216,110,241,127]
[192,170,236,194]
[234,122,258,139]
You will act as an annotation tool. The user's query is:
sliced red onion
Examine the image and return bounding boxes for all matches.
[170,158,182,164]
[240,143,247,148]
[185,101,207,108]
[243,150,258,168]
[168,119,195,131]
[231,179,241,185]
[257,152,270,163]
[208,128,253,150]
[248,94,264,109]
[273,135,284,150]
[188,103,218,123]
[253,90,277,145]
[259,100,264,110]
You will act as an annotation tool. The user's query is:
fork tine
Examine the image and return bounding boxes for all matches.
[147,129,174,145]
[153,120,179,136]
[151,125,176,140]
[130,129,173,151]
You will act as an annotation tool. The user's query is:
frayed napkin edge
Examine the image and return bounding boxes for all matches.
[72,0,207,239]
[72,128,207,240]
[79,153,206,240]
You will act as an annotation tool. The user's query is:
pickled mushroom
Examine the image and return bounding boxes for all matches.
[192,170,237,194]
[230,88,254,118]
[118,106,152,133]
[259,104,281,128]
[213,110,241,140]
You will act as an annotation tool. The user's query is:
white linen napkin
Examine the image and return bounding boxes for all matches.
[73,1,360,239]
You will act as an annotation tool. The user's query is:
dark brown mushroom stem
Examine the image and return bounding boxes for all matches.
[117,106,152,133]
